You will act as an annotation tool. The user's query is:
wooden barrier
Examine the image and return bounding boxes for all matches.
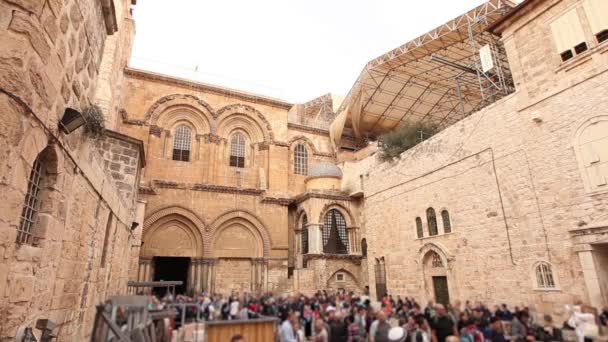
[203,317,278,342]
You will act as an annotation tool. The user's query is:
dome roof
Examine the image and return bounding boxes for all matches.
[308,162,342,178]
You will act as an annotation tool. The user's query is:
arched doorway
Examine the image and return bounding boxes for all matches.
[422,250,450,305]
[140,210,205,296]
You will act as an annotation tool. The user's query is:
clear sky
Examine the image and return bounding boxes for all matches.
[130,0,495,103]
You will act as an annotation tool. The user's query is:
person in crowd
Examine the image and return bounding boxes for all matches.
[535,314,563,342]
[460,316,484,342]
[411,314,431,342]
[329,311,348,342]
[430,304,457,342]
[346,314,362,342]
[370,310,392,342]
[280,311,298,342]
[388,326,407,342]
[457,312,470,333]
[510,311,534,342]
[566,304,598,342]
[314,317,330,342]
[424,300,436,321]
[484,316,507,342]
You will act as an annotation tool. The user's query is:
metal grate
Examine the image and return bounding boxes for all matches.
[229,133,246,168]
[17,158,44,244]
[323,209,349,253]
[536,262,556,288]
[441,210,451,233]
[172,125,192,161]
[293,144,308,175]
[301,215,308,254]
[427,208,438,236]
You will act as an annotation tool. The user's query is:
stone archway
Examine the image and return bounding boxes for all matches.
[326,269,359,294]
[206,210,270,294]
[419,242,454,305]
[139,207,206,294]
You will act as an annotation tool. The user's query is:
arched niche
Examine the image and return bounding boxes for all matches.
[206,210,272,258]
[216,104,273,143]
[146,94,215,130]
[211,222,263,258]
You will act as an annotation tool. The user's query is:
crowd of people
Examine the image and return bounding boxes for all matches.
[152,291,608,342]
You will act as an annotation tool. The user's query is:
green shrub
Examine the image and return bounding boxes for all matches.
[378,121,438,161]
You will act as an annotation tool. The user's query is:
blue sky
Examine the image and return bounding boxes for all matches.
[130,0,494,103]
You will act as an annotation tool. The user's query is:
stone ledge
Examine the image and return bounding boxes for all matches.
[303,253,363,264]
[294,190,354,204]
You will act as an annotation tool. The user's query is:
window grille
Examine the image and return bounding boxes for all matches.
[301,215,308,254]
[323,209,348,254]
[427,208,438,236]
[441,210,451,233]
[172,125,192,161]
[535,262,556,289]
[416,217,424,238]
[230,133,246,168]
[294,144,308,175]
[17,156,44,244]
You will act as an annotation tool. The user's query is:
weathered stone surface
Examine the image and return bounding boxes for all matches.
[5,0,44,15]
[9,11,51,62]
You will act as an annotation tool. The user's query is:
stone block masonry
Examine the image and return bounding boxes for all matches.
[0,0,141,340]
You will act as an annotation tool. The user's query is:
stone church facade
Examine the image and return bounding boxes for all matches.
[1,0,608,340]
[118,68,367,296]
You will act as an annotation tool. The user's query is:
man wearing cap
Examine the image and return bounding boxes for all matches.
[388,327,407,342]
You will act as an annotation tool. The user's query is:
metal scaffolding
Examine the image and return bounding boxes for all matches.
[332,0,517,146]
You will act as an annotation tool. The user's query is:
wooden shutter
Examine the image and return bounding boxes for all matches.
[550,9,586,53]
[583,0,608,34]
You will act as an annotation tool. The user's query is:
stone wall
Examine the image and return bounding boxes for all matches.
[94,129,144,207]
[356,41,608,319]
[0,0,141,340]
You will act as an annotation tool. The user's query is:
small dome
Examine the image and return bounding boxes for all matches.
[308,162,342,178]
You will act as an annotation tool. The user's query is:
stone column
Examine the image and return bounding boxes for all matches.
[347,227,359,254]
[308,224,323,254]
[202,258,217,294]
[576,246,603,309]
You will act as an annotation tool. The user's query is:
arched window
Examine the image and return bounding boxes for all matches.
[230,133,246,168]
[427,208,438,236]
[294,144,308,175]
[17,147,56,245]
[441,210,451,233]
[361,238,368,257]
[323,209,349,254]
[575,117,608,194]
[172,125,192,161]
[374,257,387,301]
[416,217,423,239]
[535,262,556,289]
[301,214,308,254]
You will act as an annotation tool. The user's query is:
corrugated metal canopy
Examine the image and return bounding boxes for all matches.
[333,0,516,144]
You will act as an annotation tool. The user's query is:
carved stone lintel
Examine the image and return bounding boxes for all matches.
[201,133,224,144]
[149,125,162,137]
